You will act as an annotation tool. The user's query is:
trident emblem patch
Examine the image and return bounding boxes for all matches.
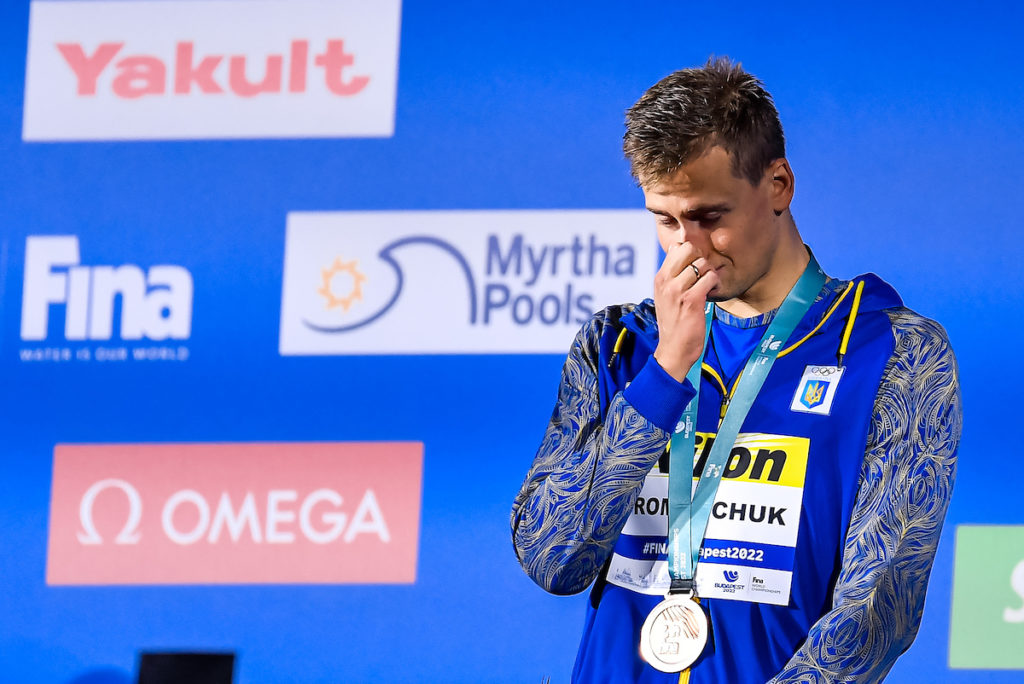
[791,366,845,415]
[799,380,828,409]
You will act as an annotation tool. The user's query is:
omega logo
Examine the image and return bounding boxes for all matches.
[77,478,143,545]
[75,480,390,546]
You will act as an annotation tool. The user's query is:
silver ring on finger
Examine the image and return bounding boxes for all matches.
[690,264,700,279]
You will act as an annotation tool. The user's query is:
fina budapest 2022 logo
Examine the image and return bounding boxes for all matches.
[279,210,657,355]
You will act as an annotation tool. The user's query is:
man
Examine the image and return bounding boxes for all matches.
[510,58,961,683]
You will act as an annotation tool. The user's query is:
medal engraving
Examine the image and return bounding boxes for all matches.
[639,594,709,673]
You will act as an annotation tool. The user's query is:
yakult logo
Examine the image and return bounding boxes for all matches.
[56,39,368,100]
[19,236,193,363]
[48,442,422,585]
[279,210,656,355]
[24,1,401,140]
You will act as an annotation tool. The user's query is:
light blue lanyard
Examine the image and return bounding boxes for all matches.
[666,255,826,594]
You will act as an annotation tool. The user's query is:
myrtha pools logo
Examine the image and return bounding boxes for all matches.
[279,210,656,354]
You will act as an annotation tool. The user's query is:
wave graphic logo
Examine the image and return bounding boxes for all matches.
[723,570,740,582]
[304,237,478,334]
[279,210,655,355]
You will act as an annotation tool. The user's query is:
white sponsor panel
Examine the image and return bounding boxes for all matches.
[609,556,671,595]
[607,559,792,605]
[694,565,791,606]
[24,0,401,140]
[279,210,656,355]
[607,432,808,605]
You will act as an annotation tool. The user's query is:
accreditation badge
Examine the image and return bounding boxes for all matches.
[639,593,709,673]
[790,365,845,416]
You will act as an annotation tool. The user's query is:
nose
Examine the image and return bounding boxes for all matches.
[679,221,710,258]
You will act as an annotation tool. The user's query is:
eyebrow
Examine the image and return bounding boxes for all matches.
[646,203,730,219]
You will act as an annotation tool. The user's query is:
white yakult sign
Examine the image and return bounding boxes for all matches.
[280,210,657,355]
[23,0,402,140]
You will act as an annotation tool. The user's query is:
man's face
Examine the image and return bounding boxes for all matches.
[643,146,786,303]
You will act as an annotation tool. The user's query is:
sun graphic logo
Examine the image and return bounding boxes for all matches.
[317,257,367,313]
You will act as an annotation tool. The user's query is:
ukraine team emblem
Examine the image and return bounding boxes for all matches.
[790,365,844,415]
[799,380,828,409]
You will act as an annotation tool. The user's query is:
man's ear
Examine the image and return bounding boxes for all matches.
[767,158,795,216]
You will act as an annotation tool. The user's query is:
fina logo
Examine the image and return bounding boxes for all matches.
[19,235,193,363]
[20,236,193,342]
[279,210,656,355]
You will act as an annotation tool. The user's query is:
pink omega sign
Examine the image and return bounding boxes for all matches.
[47,442,423,585]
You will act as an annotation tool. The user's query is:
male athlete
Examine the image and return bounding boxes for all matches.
[510,58,961,683]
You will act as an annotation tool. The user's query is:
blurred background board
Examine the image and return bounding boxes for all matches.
[1,1,1021,682]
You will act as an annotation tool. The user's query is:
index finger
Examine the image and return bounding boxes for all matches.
[659,241,699,279]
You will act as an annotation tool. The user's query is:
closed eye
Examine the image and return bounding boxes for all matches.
[683,204,730,225]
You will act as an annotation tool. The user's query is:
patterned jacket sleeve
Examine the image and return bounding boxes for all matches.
[769,309,963,683]
[510,309,674,596]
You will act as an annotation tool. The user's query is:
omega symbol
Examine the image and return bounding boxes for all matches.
[77,479,142,545]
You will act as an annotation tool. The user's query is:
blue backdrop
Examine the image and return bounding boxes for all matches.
[2,1,1022,682]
